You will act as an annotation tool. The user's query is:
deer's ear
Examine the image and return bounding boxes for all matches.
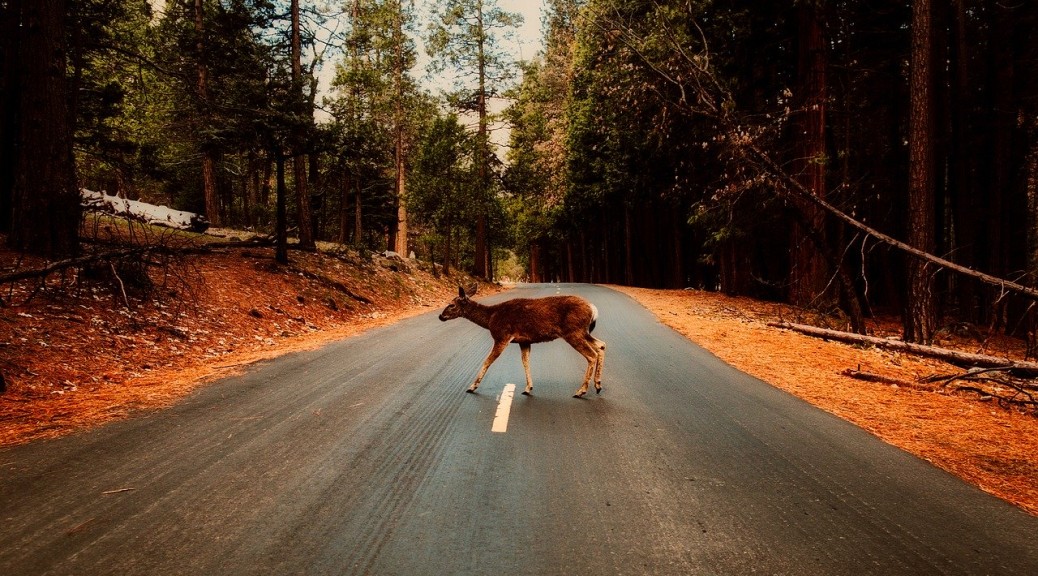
[458,285,466,298]
[467,283,479,297]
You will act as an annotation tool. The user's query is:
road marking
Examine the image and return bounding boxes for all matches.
[491,383,516,433]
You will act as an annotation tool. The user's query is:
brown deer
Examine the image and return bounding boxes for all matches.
[439,285,606,398]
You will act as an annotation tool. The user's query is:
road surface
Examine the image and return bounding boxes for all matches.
[2,284,1037,575]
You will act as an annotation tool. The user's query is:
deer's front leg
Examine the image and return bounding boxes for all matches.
[519,343,533,395]
[468,338,510,393]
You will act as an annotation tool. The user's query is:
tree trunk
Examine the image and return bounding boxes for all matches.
[275,151,289,265]
[566,239,575,282]
[394,159,408,255]
[949,0,979,324]
[472,1,490,279]
[624,204,634,285]
[291,0,313,250]
[442,214,453,276]
[353,179,363,246]
[719,238,748,295]
[8,0,80,257]
[0,0,17,234]
[580,231,589,283]
[309,153,321,240]
[987,1,1015,326]
[338,172,351,245]
[905,0,937,344]
[195,0,220,228]
[790,2,829,307]
[260,154,272,206]
[528,241,541,282]
[1024,113,1038,356]
[669,211,683,288]
[391,0,409,257]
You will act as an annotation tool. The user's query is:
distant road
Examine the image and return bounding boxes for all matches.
[2,284,1037,575]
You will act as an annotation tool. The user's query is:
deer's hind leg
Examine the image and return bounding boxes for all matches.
[589,335,606,393]
[565,334,601,398]
[469,338,510,393]
[519,343,534,395]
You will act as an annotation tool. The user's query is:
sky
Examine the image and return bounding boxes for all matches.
[493,0,548,65]
[149,0,546,133]
[315,0,547,148]
[316,0,547,109]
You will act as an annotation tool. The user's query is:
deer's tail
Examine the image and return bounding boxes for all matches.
[589,303,599,333]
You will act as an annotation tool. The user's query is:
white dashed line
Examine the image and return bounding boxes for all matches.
[491,383,516,433]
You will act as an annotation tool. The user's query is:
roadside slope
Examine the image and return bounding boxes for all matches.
[0,243,488,446]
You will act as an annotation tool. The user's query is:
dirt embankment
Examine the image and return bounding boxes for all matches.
[0,243,488,446]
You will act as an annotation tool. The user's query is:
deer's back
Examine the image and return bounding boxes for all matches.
[489,295,594,344]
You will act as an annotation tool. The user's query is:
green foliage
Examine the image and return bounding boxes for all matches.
[72,0,168,197]
[425,0,523,95]
[407,113,473,259]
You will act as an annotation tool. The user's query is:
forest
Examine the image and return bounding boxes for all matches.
[2,0,1037,350]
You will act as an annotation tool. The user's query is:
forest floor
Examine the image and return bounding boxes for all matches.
[0,230,1036,517]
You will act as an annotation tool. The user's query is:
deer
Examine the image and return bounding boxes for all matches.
[439,285,606,398]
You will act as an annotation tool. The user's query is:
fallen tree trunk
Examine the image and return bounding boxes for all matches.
[769,321,1038,376]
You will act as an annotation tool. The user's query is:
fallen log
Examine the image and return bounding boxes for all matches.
[768,321,1038,376]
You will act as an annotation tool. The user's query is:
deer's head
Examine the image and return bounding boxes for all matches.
[439,284,477,321]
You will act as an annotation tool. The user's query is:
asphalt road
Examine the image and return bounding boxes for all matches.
[2,283,1037,575]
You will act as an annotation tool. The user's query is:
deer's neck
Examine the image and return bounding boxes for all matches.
[462,301,494,330]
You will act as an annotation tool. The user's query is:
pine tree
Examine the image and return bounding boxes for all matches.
[426,0,522,279]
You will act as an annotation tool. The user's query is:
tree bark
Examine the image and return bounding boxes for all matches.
[904,0,937,344]
[442,213,453,276]
[353,179,363,246]
[0,0,19,234]
[391,0,409,257]
[195,0,220,228]
[790,1,829,307]
[472,0,490,279]
[1024,113,1038,356]
[949,0,979,324]
[275,151,288,265]
[291,0,313,250]
[528,241,541,282]
[338,171,351,245]
[8,0,80,257]
[624,204,634,285]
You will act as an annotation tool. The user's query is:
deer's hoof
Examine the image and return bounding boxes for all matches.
[521,390,531,396]
[573,391,587,399]
[465,388,477,394]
